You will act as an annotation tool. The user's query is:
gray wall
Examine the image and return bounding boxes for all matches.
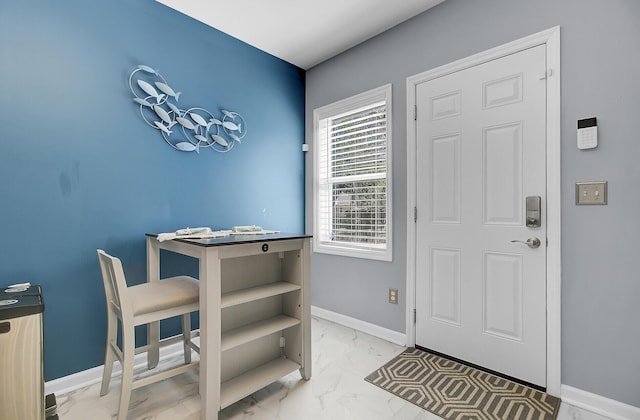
[305,0,640,408]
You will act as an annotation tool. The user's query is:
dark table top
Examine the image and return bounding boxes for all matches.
[146,232,312,247]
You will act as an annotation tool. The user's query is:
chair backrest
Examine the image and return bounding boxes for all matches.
[97,249,132,320]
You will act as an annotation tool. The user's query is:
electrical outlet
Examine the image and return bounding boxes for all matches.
[388,288,398,304]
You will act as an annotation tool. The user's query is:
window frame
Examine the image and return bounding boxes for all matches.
[312,84,393,261]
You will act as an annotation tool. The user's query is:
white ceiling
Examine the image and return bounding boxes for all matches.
[156,0,446,69]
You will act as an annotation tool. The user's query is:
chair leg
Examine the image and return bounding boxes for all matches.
[181,313,192,364]
[100,310,117,396]
[117,327,135,420]
[147,320,160,369]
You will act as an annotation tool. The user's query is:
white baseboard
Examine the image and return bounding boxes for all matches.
[45,340,189,396]
[561,384,640,420]
[311,305,406,346]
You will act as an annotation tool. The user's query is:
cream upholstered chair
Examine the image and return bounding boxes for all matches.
[97,249,200,420]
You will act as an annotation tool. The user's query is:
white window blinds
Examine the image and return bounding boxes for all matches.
[314,85,392,261]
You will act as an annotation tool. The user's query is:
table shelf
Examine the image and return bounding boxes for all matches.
[221,282,301,309]
[221,315,300,351]
[220,358,301,409]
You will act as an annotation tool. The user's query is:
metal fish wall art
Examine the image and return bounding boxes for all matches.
[129,64,247,153]
[133,97,153,108]
[137,64,159,75]
[137,80,164,103]
[176,117,196,130]
[155,82,181,101]
[167,102,182,117]
[210,134,229,147]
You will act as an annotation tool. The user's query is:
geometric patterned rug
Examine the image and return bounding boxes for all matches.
[365,348,560,420]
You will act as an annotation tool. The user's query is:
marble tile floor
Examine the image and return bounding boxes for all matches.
[56,317,611,420]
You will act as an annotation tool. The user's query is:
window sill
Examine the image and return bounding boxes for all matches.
[313,241,392,262]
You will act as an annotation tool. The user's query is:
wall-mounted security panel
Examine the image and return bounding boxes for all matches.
[577,117,597,150]
[575,181,607,205]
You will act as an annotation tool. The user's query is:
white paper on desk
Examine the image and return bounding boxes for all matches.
[231,229,280,235]
[232,225,262,233]
[157,228,231,242]
[229,225,280,235]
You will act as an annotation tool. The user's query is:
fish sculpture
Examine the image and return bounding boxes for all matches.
[129,64,246,153]
[155,82,181,101]
[137,80,165,103]
[153,121,172,135]
[176,117,196,130]
[137,65,158,75]
[221,110,235,119]
[167,102,182,117]
[194,134,209,143]
[189,112,209,128]
[222,121,241,131]
[153,105,172,125]
[211,134,229,147]
[175,142,197,152]
[133,97,153,107]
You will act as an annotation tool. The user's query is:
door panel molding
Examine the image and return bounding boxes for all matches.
[405,26,561,396]
[483,121,523,225]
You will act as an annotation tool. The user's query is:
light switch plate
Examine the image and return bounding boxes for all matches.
[575,181,607,205]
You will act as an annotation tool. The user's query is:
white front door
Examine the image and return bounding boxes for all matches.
[415,45,547,387]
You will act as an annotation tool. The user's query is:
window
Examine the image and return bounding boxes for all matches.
[313,84,392,261]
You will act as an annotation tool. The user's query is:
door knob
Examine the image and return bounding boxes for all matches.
[511,237,541,249]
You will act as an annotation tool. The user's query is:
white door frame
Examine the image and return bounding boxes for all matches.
[405,26,561,396]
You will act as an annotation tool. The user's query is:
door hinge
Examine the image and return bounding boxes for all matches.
[413,309,417,323]
[414,105,417,121]
[539,68,553,80]
[414,206,417,223]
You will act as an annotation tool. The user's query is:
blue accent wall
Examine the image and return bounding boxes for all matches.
[0,0,305,381]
